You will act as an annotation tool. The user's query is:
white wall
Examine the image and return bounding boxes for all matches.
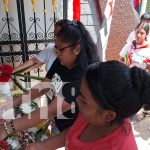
[67,0,101,43]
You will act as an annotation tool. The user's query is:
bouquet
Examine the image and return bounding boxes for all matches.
[0,90,52,150]
[0,63,44,92]
[0,64,52,149]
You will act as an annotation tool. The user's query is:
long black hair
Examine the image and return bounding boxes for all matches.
[56,20,100,68]
[136,22,150,36]
[55,19,71,28]
[140,12,150,22]
[85,60,150,123]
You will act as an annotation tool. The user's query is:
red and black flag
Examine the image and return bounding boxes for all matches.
[133,0,142,14]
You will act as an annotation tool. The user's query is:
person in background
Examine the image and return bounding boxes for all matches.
[13,19,72,107]
[0,20,99,141]
[119,22,150,72]
[13,19,71,73]
[119,22,150,122]
[25,60,150,150]
[126,12,150,43]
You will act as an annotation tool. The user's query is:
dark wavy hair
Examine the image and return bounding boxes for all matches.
[56,20,100,69]
[136,22,150,36]
[140,12,150,22]
[55,19,71,28]
[85,60,150,123]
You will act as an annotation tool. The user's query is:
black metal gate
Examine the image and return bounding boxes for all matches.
[0,0,67,77]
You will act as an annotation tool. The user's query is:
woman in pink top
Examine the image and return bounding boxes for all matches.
[66,61,140,150]
[25,61,150,150]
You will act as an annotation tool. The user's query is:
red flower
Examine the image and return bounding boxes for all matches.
[144,59,150,63]
[0,64,13,82]
[0,140,8,150]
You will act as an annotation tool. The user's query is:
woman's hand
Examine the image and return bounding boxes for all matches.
[0,126,7,141]
[0,119,5,125]
[24,143,41,150]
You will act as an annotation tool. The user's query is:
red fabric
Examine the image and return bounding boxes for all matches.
[144,59,150,63]
[0,64,13,82]
[73,0,80,21]
[65,113,138,150]
[129,44,150,65]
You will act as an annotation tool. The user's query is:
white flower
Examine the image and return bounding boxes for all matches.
[27,127,38,133]
[6,137,21,149]
[40,134,48,141]
[20,103,33,114]
[20,102,37,114]
[0,83,11,98]
[2,108,15,119]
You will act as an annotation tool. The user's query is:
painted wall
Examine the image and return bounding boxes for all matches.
[80,0,101,42]
[146,0,150,12]
[105,0,139,60]
[67,0,101,43]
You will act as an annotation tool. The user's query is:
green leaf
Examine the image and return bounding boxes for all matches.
[31,101,38,108]
[11,77,27,92]
[14,73,44,81]
[35,119,51,142]
[12,63,37,75]
[35,130,43,142]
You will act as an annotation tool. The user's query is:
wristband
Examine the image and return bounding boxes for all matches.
[10,119,16,133]
[3,120,10,136]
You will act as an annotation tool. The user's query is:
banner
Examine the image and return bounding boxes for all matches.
[133,0,142,15]
[52,0,57,13]
[73,0,80,20]
[3,0,8,12]
[31,0,37,13]
[97,0,115,61]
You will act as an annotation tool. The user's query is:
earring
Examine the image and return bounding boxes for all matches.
[75,52,78,55]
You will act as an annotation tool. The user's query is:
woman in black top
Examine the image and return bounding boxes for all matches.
[0,21,99,140]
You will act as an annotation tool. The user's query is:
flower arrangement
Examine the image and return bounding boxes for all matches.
[0,91,52,150]
[0,64,13,83]
[0,140,8,150]
[0,64,52,150]
[0,63,44,92]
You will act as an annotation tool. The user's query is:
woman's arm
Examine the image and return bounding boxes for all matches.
[0,91,72,140]
[14,96,71,131]
[25,128,69,150]
[13,77,50,107]
[0,107,48,141]
[13,57,44,73]
[119,56,125,64]
[119,43,131,64]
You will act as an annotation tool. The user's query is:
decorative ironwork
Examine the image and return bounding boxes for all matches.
[0,0,54,71]
[0,0,67,85]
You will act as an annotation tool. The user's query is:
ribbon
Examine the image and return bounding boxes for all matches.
[43,0,46,13]
[52,0,56,13]
[31,0,37,13]
[3,0,8,12]
[73,0,80,20]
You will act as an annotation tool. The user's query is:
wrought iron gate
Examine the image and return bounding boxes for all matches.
[0,0,67,77]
